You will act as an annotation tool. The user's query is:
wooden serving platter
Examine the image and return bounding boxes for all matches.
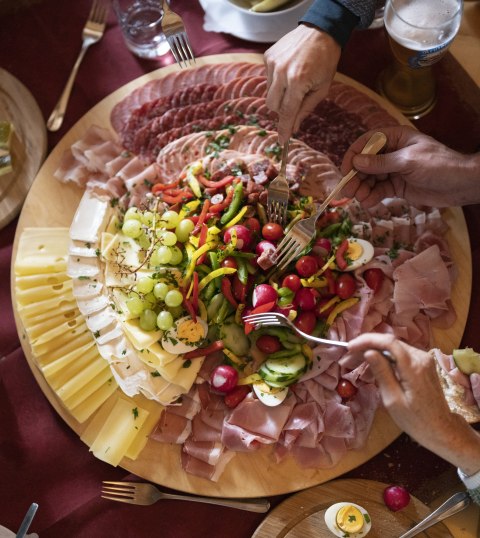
[252,479,452,537]
[11,53,472,498]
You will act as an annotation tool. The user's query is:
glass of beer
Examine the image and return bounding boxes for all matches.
[378,0,463,119]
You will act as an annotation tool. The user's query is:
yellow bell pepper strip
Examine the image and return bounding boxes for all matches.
[326,297,359,326]
[198,267,237,291]
[220,181,244,225]
[301,276,328,288]
[178,200,201,219]
[221,205,249,229]
[223,348,244,366]
[184,240,217,281]
[318,295,341,314]
[237,373,262,385]
[196,224,209,266]
[186,163,203,198]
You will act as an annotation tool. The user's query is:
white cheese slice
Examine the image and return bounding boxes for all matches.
[70,191,111,243]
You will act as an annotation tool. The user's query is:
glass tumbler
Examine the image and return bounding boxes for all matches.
[113,0,170,59]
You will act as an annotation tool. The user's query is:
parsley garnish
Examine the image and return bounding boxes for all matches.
[132,407,139,419]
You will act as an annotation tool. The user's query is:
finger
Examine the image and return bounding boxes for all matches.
[363,349,403,407]
[265,74,285,115]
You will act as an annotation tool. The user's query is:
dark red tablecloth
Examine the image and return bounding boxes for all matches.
[1,1,479,536]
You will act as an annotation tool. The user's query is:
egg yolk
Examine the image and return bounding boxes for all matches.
[335,505,364,533]
[177,319,204,345]
[347,241,363,261]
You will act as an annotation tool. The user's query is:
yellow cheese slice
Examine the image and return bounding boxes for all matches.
[15,272,70,290]
[69,380,118,424]
[63,367,115,410]
[122,319,163,350]
[57,360,111,401]
[14,227,70,275]
[124,395,163,460]
[41,341,98,378]
[34,330,93,367]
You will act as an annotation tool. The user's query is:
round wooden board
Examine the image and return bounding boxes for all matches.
[11,53,472,497]
[252,479,452,537]
[0,68,47,229]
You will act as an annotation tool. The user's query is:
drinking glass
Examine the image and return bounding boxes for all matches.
[113,0,170,59]
[378,0,463,119]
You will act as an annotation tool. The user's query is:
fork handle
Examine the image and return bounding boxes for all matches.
[47,42,91,132]
[161,492,270,513]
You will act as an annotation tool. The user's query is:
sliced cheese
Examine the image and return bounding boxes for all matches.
[122,319,163,350]
[70,191,111,243]
[56,360,111,401]
[15,279,73,306]
[69,379,118,424]
[15,272,70,290]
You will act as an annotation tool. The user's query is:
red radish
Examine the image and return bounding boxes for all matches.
[223,225,252,251]
[294,287,316,311]
[252,284,278,308]
[295,255,318,277]
[224,385,250,408]
[255,240,276,257]
[210,365,239,393]
[383,485,411,512]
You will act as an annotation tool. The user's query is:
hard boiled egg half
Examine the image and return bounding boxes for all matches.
[324,502,372,537]
[161,315,208,354]
[343,238,374,271]
[253,381,288,407]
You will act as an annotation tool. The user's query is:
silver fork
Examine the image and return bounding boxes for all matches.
[267,139,290,225]
[274,131,387,271]
[101,481,270,513]
[162,0,195,68]
[243,312,396,362]
[46,0,107,132]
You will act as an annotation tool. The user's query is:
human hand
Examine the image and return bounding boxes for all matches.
[264,24,340,144]
[340,126,480,208]
[348,333,480,475]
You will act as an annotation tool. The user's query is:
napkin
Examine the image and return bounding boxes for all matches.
[0,525,38,538]
[199,0,300,42]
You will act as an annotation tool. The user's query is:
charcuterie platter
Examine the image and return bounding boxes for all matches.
[11,53,472,497]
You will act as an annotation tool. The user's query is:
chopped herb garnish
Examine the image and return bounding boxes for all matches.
[151,370,161,377]
[132,407,139,419]
[78,275,91,280]
[182,360,192,368]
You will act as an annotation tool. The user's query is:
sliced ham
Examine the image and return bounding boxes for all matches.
[150,409,191,444]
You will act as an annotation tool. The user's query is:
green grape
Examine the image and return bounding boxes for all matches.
[165,289,183,308]
[122,219,142,239]
[175,219,195,242]
[160,231,178,246]
[153,282,169,300]
[137,231,151,249]
[159,210,180,229]
[141,210,154,226]
[124,207,142,221]
[139,309,157,331]
[169,246,183,265]
[137,276,155,294]
[154,245,172,264]
[168,305,184,319]
[157,310,174,330]
[126,296,144,317]
[143,292,157,310]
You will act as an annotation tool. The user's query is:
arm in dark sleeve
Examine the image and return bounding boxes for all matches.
[300,0,378,48]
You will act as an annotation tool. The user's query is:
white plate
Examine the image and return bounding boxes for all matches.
[200,0,313,43]
[0,69,47,229]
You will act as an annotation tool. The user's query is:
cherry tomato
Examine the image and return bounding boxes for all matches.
[282,274,302,293]
[294,311,317,334]
[336,379,357,400]
[232,274,247,303]
[256,334,282,354]
[335,273,356,300]
[295,255,318,278]
[224,385,250,408]
[221,257,238,270]
[315,238,332,252]
[243,217,261,235]
[262,222,283,242]
[364,268,385,294]
[294,287,316,311]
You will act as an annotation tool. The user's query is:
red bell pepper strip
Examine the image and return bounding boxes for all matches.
[195,223,209,266]
[335,238,349,271]
[193,199,211,235]
[221,278,239,309]
[244,300,276,335]
[151,178,181,194]
[197,174,235,189]
[183,340,225,360]
[329,197,351,207]
[159,187,194,205]
[209,185,235,213]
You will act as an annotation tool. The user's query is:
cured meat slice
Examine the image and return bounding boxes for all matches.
[110,62,266,132]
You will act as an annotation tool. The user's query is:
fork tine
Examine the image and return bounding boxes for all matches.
[101,494,136,505]
[278,244,304,270]
[102,485,135,495]
[179,32,195,65]
[90,0,107,24]
[175,34,190,67]
[103,481,136,486]
[167,36,183,67]
[275,237,299,265]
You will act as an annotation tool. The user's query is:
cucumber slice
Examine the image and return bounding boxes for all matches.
[220,317,250,357]
[265,353,306,376]
[453,347,480,375]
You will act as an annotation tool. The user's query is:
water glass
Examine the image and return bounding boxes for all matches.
[113,0,170,59]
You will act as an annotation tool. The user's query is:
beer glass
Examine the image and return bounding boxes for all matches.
[378,0,463,119]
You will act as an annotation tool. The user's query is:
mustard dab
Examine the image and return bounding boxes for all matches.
[335,505,364,533]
